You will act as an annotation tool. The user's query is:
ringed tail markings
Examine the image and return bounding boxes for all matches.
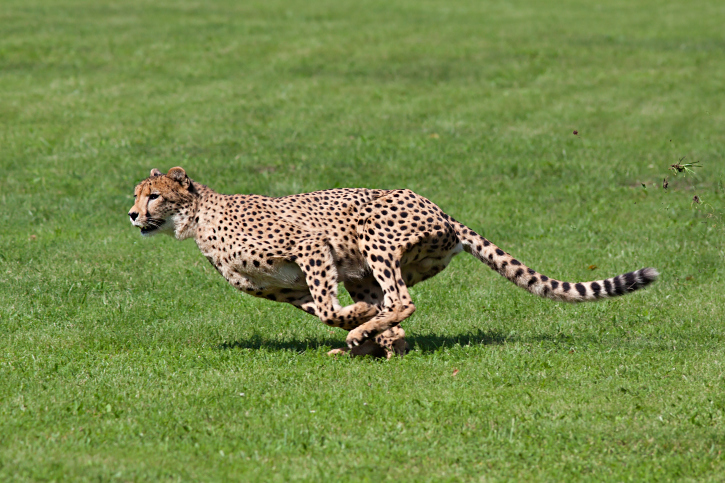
[451,220,658,303]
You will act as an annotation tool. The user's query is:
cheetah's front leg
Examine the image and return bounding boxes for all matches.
[287,239,413,357]
[345,237,417,349]
[291,241,380,328]
[282,289,397,357]
[341,278,409,358]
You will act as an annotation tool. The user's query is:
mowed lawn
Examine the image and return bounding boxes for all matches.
[2,0,725,480]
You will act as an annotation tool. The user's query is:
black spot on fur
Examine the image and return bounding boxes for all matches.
[575,283,586,296]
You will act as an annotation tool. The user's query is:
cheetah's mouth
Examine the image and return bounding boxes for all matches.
[139,218,166,236]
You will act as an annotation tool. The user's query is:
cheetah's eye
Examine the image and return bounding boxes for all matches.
[148,194,160,200]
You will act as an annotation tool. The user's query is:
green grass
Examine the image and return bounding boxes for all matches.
[2,0,725,480]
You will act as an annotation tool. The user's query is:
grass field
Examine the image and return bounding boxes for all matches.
[2,0,725,480]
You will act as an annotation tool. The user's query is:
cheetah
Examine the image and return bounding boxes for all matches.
[129,167,658,358]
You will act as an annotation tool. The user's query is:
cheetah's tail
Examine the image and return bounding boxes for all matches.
[451,220,658,302]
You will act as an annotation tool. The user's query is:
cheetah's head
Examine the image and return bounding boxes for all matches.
[128,167,197,237]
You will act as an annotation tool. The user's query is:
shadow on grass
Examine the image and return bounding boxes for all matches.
[217,329,692,355]
[409,330,510,353]
[218,335,345,352]
[217,329,511,354]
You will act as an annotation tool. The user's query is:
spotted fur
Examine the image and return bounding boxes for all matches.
[129,167,658,356]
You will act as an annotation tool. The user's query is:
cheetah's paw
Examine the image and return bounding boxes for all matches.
[346,326,373,349]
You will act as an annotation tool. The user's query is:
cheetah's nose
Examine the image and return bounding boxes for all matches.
[129,211,139,221]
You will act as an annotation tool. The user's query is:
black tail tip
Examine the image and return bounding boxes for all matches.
[638,267,659,286]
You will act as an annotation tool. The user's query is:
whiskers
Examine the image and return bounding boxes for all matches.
[145,217,165,230]
[140,217,168,235]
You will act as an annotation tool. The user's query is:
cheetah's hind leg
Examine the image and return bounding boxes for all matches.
[374,326,409,359]
[327,327,408,359]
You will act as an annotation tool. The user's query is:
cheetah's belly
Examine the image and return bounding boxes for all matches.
[258,261,307,289]
[232,260,308,292]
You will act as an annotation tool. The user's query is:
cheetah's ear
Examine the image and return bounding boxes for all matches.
[167,166,191,188]
[150,168,163,177]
